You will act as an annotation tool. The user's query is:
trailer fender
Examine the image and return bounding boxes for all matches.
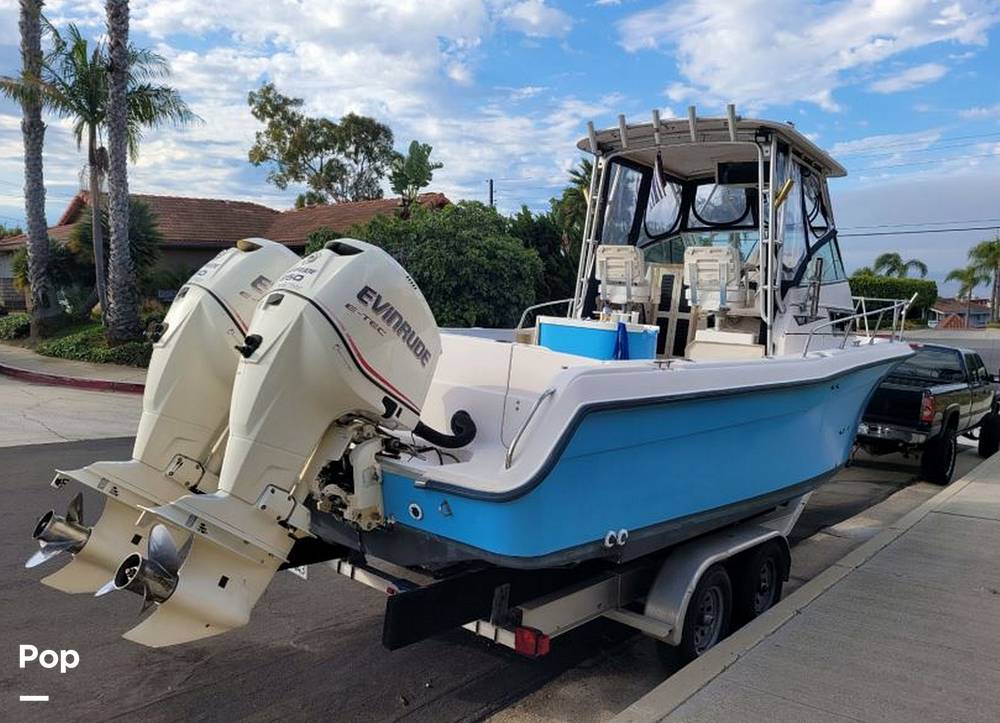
[643,526,786,647]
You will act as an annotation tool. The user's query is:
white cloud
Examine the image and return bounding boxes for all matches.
[0,0,609,220]
[618,0,999,111]
[505,85,548,101]
[868,63,948,93]
[960,103,1000,118]
[500,0,573,38]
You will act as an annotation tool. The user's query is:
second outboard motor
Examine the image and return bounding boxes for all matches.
[33,238,299,594]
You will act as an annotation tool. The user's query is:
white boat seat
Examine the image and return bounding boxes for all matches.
[683,245,746,311]
[596,245,653,306]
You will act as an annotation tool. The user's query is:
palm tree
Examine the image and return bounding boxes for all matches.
[969,236,1000,323]
[946,265,989,328]
[103,0,140,341]
[557,158,593,255]
[9,0,59,337]
[1,22,196,317]
[873,252,928,278]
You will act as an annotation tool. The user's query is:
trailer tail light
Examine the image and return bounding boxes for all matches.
[514,627,551,657]
[920,392,935,424]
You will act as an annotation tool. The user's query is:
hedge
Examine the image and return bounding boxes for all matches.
[0,312,30,341]
[848,274,937,314]
[36,321,153,367]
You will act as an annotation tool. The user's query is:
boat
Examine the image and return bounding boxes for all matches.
[27,106,914,647]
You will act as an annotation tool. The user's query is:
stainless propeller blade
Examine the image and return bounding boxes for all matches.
[148,524,180,576]
[93,525,186,611]
[26,495,91,569]
[66,492,83,526]
[25,541,76,568]
[95,578,119,597]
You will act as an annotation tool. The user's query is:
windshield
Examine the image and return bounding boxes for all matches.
[642,230,759,265]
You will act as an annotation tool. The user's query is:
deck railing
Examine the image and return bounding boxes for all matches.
[802,293,917,357]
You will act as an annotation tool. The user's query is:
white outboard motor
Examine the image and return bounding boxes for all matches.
[31,239,299,595]
[125,240,457,647]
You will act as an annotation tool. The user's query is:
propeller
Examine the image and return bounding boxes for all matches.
[26,493,91,569]
[96,525,189,613]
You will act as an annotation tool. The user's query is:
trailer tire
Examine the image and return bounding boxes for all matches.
[921,429,957,485]
[659,564,732,666]
[978,413,1000,458]
[732,540,786,628]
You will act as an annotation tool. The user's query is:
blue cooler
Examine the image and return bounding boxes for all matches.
[536,316,658,360]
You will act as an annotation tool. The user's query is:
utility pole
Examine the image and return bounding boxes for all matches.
[488,179,494,208]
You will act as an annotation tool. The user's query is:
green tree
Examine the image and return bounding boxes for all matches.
[1,22,196,314]
[303,225,342,255]
[13,198,161,318]
[351,202,541,327]
[390,140,443,210]
[6,0,59,337]
[508,205,577,308]
[556,158,593,247]
[873,252,928,279]
[295,190,327,208]
[334,112,396,201]
[0,223,24,238]
[104,0,141,341]
[969,236,1000,322]
[946,264,989,328]
[248,84,395,203]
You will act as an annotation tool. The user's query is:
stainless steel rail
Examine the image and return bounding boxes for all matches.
[516,298,574,330]
[505,388,556,469]
[801,293,917,357]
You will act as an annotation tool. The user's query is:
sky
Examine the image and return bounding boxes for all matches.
[1,0,1000,295]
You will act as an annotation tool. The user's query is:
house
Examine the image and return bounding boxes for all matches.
[0,191,450,310]
[928,297,992,329]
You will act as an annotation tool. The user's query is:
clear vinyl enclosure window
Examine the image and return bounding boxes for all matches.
[600,162,643,245]
[644,177,682,237]
[690,184,749,227]
[780,161,806,270]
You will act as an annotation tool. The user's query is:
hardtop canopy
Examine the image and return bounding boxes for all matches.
[576,113,846,180]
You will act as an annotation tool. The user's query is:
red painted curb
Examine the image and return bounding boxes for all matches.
[0,361,145,394]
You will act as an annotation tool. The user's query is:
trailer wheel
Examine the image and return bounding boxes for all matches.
[659,563,732,666]
[921,430,957,485]
[979,413,1000,458]
[732,540,785,627]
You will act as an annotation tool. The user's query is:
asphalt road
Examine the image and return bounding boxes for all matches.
[0,435,979,723]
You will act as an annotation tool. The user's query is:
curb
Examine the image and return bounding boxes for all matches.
[0,361,145,394]
[611,456,994,723]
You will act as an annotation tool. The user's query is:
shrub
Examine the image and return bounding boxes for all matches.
[848,274,937,315]
[304,226,342,255]
[351,202,542,328]
[37,324,152,367]
[0,312,30,340]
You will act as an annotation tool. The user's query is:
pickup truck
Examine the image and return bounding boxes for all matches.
[857,343,1000,484]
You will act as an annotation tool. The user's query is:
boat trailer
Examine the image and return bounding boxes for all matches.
[314,494,809,661]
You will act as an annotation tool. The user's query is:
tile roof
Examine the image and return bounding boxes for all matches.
[0,191,450,253]
[932,297,991,314]
[264,192,449,243]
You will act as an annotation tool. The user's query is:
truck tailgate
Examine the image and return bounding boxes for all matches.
[864,383,922,424]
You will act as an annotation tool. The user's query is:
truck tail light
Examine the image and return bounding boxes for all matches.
[514,626,551,657]
[920,392,935,424]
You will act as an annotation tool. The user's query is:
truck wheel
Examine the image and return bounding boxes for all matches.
[732,540,785,628]
[921,430,957,485]
[979,413,1000,458]
[659,564,732,666]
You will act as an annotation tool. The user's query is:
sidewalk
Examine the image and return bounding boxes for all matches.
[0,343,146,393]
[616,453,1000,723]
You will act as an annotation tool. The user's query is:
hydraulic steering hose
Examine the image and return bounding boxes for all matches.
[414,410,477,449]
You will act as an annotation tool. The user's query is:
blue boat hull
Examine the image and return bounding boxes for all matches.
[312,358,896,569]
